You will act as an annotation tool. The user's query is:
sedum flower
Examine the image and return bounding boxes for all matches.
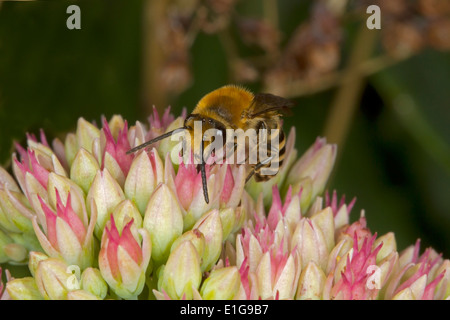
[34,257,74,300]
[99,215,151,299]
[157,240,202,300]
[175,158,246,230]
[235,188,302,299]
[284,137,337,212]
[0,167,42,264]
[296,261,326,300]
[200,266,242,300]
[32,190,96,270]
[80,267,108,299]
[5,277,43,300]
[326,233,383,300]
[0,108,448,300]
[382,240,449,300]
[143,183,183,264]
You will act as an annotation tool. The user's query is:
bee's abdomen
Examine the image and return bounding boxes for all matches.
[253,129,286,182]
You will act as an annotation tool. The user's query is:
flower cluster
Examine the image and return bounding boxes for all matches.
[0,109,448,300]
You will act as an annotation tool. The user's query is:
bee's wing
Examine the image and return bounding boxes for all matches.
[249,93,294,118]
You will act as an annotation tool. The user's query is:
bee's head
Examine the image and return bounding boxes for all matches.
[183,113,227,163]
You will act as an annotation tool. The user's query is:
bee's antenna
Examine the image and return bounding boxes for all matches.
[200,139,209,204]
[126,128,186,155]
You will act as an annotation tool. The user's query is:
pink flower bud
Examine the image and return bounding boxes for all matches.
[99,215,151,299]
[32,190,95,269]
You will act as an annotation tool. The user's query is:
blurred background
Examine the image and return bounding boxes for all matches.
[0,0,449,273]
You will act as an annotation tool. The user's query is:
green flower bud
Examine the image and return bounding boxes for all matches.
[200,266,241,300]
[81,267,108,299]
[6,277,43,300]
[143,184,183,264]
[70,148,100,194]
[159,240,202,300]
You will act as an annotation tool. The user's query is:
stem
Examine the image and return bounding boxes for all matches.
[279,53,405,98]
[141,0,169,116]
[218,29,240,82]
[185,6,207,47]
[263,0,279,30]
[322,26,379,148]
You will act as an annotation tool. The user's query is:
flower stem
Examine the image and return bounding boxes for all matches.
[322,25,379,149]
[141,0,169,116]
[263,0,279,30]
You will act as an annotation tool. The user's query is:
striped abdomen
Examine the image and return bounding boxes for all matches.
[252,125,286,182]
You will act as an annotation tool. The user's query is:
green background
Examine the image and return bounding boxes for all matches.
[0,0,449,278]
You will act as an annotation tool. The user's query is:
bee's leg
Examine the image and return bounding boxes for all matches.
[245,169,256,184]
[200,139,209,204]
[245,122,272,183]
[245,156,273,183]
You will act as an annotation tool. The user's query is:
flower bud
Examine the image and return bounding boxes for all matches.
[76,118,100,154]
[290,177,313,214]
[64,133,78,168]
[80,267,108,299]
[374,232,397,263]
[3,243,28,263]
[112,199,143,234]
[6,277,43,300]
[256,249,301,300]
[286,138,336,201]
[377,252,398,292]
[193,209,223,272]
[434,260,450,300]
[28,251,49,277]
[143,184,183,264]
[86,168,125,238]
[0,189,33,233]
[219,165,245,208]
[159,240,202,300]
[296,261,326,300]
[70,148,100,194]
[170,229,205,259]
[99,216,151,299]
[46,173,87,218]
[124,151,157,215]
[103,152,126,188]
[100,117,132,184]
[0,166,20,192]
[200,266,241,300]
[236,232,263,274]
[157,117,186,163]
[32,190,96,269]
[392,274,428,300]
[310,207,335,253]
[35,258,73,300]
[13,149,50,191]
[219,208,236,240]
[291,218,328,270]
[23,171,48,216]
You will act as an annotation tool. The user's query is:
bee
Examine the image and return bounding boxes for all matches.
[126,85,293,204]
